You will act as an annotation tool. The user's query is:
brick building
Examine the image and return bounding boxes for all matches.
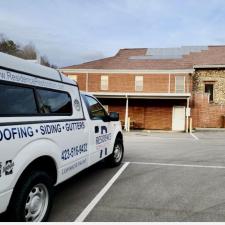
[60,46,225,131]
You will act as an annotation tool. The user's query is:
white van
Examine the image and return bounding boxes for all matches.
[0,53,124,221]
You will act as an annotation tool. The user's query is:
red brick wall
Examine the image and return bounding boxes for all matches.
[88,74,100,92]
[144,107,172,130]
[63,73,190,93]
[77,74,86,90]
[108,74,134,92]
[191,93,225,128]
[143,75,169,93]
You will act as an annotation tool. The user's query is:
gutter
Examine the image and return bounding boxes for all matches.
[194,65,225,69]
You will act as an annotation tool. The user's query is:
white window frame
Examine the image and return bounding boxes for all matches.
[68,75,77,82]
[135,75,143,92]
[175,75,185,93]
[101,75,108,90]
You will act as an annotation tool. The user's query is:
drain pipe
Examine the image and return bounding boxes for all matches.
[124,94,129,131]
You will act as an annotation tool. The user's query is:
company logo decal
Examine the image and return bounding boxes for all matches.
[3,160,15,175]
[96,126,111,159]
[74,99,81,111]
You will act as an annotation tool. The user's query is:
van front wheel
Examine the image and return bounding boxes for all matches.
[106,138,124,167]
[9,170,53,222]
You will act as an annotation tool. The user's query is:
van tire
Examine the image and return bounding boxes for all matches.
[9,170,53,222]
[105,138,124,167]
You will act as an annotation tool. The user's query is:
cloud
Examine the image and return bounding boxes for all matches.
[0,0,225,67]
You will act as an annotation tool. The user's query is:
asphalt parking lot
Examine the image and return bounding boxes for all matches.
[2,131,225,221]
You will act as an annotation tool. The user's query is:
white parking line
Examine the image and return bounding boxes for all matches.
[130,161,225,169]
[75,162,130,222]
[190,133,199,140]
[136,137,194,140]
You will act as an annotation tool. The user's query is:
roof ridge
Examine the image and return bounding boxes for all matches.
[61,56,114,69]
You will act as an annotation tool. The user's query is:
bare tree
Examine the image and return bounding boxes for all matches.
[0,34,57,68]
[20,43,37,59]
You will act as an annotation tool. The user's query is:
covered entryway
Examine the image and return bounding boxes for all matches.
[95,93,191,131]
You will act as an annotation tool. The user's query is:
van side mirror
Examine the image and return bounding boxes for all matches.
[109,112,119,121]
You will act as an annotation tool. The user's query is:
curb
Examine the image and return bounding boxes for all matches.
[195,128,225,132]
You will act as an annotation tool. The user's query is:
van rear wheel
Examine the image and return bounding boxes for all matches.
[9,170,53,222]
[105,138,124,167]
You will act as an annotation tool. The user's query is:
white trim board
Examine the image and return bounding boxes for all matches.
[91,92,191,99]
[59,68,194,74]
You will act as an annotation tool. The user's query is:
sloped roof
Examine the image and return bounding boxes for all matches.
[62,46,225,70]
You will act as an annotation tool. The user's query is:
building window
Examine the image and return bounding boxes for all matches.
[68,75,77,82]
[101,75,108,90]
[205,83,214,102]
[175,76,185,93]
[135,76,143,91]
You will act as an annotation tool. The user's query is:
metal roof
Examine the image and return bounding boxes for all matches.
[129,46,208,60]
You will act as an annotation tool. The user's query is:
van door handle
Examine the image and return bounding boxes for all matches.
[95,126,99,133]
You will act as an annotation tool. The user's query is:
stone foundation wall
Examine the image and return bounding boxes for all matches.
[193,69,225,104]
[191,69,225,128]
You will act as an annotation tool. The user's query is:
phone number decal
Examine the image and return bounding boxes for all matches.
[61,143,88,161]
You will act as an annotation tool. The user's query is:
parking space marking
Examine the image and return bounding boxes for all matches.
[130,161,225,169]
[75,162,130,222]
[190,133,199,140]
[138,137,193,140]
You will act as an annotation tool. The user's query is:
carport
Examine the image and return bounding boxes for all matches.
[93,92,191,132]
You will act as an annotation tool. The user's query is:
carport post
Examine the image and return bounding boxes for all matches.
[186,98,190,133]
[86,72,89,92]
[125,95,129,131]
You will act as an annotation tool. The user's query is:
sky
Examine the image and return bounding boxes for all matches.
[1,0,225,67]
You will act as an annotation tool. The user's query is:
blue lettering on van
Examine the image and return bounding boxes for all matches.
[65,121,85,131]
[0,127,34,141]
[101,126,107,134]
[0,121,86,142]
[61,143,88,161]
[99,147,108,159]
[40,124,62,135]
[96,133,111,145]
[62,158,87,175]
